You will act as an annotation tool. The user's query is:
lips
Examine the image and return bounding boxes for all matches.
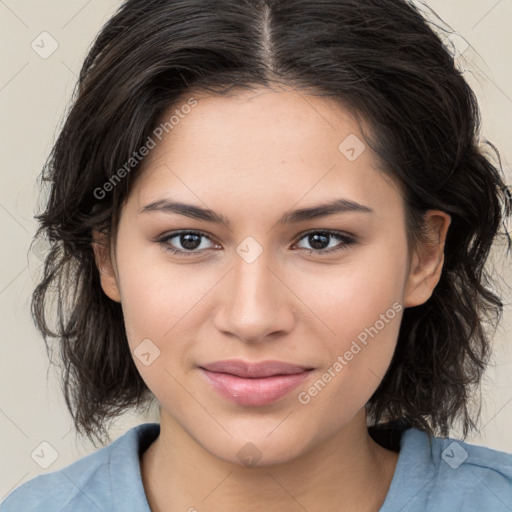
[199,359,314,406]
[200,359,312,378]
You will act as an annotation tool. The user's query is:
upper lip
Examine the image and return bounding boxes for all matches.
[200,359,313,378]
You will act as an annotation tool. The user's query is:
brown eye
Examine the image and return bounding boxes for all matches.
[294,231,356,255]
[158,231,217,257]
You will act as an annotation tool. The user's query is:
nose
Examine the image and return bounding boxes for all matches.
[213,244,295,344]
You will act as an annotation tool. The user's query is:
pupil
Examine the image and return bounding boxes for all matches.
[310,233,329,249]
[181,233,200,250]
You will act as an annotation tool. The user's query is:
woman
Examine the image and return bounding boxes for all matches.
[2,0,511,510]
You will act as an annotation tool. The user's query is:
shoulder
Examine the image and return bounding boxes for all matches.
[0,442,113,512]
[381,427,512,511]
[0,422,159,512]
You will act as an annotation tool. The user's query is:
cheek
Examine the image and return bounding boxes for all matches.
[297,239,407,343]
[291,241,407,410]
[112,238,208,405]
[113,232,206,347]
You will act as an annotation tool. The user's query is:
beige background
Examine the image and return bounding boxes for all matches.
[1,0,511,501]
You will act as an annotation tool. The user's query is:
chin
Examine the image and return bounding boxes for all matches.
[215,440,306,468]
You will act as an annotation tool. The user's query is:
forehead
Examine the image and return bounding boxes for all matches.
[126,86,403,222]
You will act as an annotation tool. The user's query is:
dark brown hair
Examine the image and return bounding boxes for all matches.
[31,0,511,445]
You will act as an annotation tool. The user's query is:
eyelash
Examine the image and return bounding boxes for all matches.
[156,230,356,258]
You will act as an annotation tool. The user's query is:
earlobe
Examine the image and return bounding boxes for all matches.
[91,230,121,303]
[404,210,451,308]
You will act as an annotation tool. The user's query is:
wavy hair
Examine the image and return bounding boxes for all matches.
[31,0,511,445]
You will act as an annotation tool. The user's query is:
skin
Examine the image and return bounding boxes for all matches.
[93,85,450,512]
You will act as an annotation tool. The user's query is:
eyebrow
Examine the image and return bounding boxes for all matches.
[139,197,374,227]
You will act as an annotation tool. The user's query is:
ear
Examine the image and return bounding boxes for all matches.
[91,229,121,303]
[404,210,451,308]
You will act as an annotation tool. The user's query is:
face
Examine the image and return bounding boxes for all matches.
[95,86,449,465]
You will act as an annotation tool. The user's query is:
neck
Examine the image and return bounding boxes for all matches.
[141,409,399,512]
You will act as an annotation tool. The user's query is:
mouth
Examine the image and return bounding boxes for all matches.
[199,359,314,406]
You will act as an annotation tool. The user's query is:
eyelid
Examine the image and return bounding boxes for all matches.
[156,229,357,257]
[291,229,356,254]
[156,230,219,252]
[293,228,356,242]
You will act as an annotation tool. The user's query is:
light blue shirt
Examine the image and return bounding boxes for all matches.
[1,422,511,511]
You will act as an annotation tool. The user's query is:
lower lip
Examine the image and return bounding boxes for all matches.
[200,369,312,406]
